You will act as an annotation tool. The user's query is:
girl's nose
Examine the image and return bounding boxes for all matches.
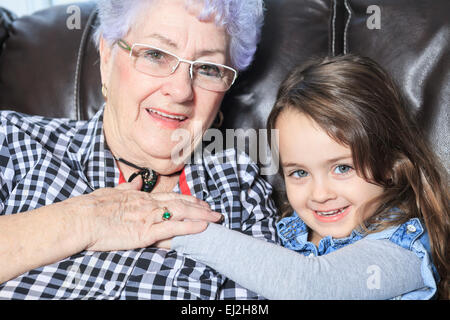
[310,178,337,203]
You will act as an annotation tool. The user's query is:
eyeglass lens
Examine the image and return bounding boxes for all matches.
[132,45,235,91]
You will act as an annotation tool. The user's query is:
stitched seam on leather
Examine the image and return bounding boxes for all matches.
[74,7,97,121]
[343,0,352,54]
[74,33,84,121]
[332,0,337,56]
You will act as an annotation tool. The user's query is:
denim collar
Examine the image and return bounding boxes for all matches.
[276,211,365,256]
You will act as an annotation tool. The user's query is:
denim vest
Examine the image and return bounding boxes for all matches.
[276,212,438,300]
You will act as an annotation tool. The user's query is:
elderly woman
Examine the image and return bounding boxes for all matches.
[0,0,277,299]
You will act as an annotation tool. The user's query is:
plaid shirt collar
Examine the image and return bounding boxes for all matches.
[64,106,118,191]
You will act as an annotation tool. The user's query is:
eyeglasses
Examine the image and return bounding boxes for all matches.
[116,39,238,92]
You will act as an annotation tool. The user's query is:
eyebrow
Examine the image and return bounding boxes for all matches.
[146,33,179,49]
[282,155,353,168]
[145,33,226,58]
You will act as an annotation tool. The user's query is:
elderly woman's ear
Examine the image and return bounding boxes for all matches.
[99,36,114,90]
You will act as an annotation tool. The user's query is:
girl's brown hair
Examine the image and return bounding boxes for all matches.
[267,54,449,299]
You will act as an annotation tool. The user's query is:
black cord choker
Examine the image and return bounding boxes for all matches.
[115,157,158,193]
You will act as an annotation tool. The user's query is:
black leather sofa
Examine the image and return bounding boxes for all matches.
[0,0,448,199]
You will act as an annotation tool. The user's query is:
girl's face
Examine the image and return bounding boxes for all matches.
[276,109,384,245]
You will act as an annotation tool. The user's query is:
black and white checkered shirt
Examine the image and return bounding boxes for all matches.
[0,107,278,300]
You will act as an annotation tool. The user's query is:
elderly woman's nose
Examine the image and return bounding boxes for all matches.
[161,64,195,103]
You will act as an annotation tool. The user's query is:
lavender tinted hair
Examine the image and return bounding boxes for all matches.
[93,0,265,71]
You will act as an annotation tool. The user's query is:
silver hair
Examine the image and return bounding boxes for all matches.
[93,0,265,71]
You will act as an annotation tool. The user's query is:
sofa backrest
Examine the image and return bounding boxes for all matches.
[1,0,448,199]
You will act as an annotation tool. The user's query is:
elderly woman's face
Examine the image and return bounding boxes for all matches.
[100,0,229,172]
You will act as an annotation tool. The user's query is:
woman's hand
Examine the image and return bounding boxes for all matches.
[68,179,222,252]
[0,178,220,285]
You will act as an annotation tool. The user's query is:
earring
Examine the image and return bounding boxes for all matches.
[102,83,108,100]
[212,111,224,128]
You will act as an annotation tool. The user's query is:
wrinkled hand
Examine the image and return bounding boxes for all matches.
[67,178,222,252]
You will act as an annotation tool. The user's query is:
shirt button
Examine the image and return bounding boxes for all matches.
[406,224,416,233]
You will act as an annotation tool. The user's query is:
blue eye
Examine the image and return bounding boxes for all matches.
[291,170,309,178]
[334,165,352,174]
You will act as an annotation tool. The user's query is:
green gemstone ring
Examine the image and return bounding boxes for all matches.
[162,207,172,221]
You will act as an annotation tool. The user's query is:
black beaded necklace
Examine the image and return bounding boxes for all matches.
[115,157,158,193]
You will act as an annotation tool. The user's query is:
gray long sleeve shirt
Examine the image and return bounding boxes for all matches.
[172,223,425,300]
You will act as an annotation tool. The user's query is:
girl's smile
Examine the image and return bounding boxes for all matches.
[312,205,351,222]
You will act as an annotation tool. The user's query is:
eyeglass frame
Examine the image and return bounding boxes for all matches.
[115,39,238,92]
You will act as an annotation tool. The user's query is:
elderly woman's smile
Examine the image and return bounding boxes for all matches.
[100,0,229,174]
[145,106,190,129]
[146,108,188,123]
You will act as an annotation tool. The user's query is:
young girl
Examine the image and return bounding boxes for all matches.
[163,55,449,299]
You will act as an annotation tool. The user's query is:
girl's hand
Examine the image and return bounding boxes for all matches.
[67,178,222,252]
